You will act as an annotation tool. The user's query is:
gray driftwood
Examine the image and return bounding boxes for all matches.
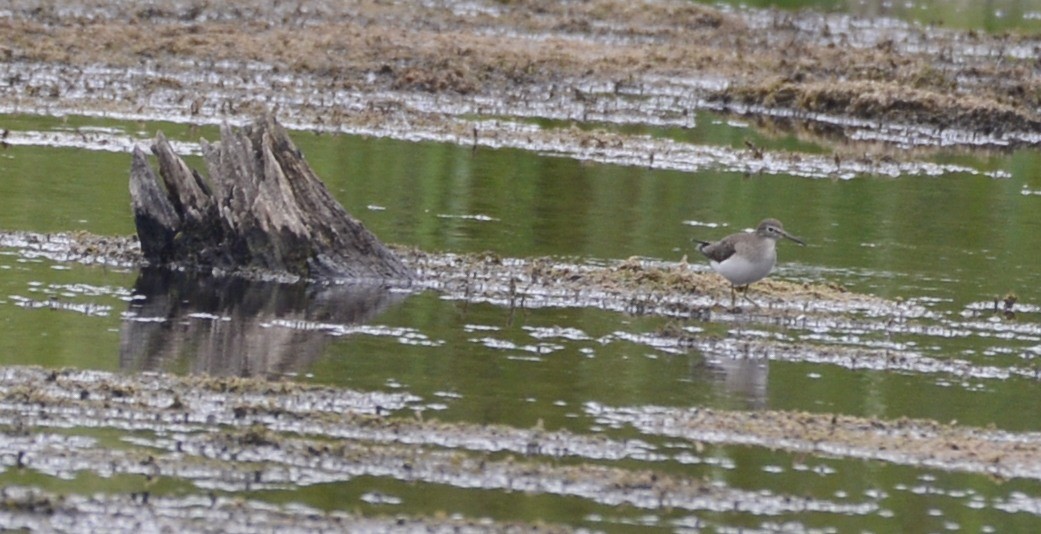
[129,115,412,281]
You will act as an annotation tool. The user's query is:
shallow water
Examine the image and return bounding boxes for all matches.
[3,111,1041,531]
[728,0,1041,33]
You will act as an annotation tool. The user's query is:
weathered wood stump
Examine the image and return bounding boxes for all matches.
[129,114,412,281]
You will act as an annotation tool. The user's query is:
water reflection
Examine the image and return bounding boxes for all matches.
[119,269,405,376]
[731,0,1041,33]
[709,357,770,409]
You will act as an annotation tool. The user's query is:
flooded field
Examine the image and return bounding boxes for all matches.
[3,0,1041,531]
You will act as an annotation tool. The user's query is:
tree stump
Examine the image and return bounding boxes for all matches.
[129,114,412,281]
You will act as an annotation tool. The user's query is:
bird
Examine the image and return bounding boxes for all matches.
[693,218,805,308]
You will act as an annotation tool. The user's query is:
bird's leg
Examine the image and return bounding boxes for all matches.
[729,284,737,309]
[739,285,761,308]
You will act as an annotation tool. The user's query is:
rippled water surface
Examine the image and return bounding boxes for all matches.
[3,110,1041,531]
[725,0,1041,32]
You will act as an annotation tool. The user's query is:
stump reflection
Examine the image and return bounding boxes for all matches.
[119,268,404,376]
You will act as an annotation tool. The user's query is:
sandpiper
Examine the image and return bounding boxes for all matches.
[693,218,805,308]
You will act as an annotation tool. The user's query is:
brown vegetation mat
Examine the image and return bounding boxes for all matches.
[2,0,1039,147]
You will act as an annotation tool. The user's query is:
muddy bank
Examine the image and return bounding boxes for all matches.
[1,360,1041,530]
[5,364,1038,482]
[1,0,1040,158]
[1,227,1038,527]
[13,226,1039,385]
[0,488,571,533]
[0,229,883,319]
[11,229,1036,389]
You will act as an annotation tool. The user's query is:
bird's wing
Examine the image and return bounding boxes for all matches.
[697,238,736,263]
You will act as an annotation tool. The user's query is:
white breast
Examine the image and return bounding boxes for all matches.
[710,246,777,286]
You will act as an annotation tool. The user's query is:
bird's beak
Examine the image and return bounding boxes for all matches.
[782,231,806,246]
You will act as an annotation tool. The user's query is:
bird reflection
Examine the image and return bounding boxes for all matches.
[119,268,405,377]
[712,357,768,409]
[694,356,769,409]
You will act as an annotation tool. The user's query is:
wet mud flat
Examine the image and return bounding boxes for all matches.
[3,0,1041,529]
[5,230,1041,527]
[2,0,1041,171]
[5,213,1039,526]
[2,352,1041,529]
[9,228,1038,382]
